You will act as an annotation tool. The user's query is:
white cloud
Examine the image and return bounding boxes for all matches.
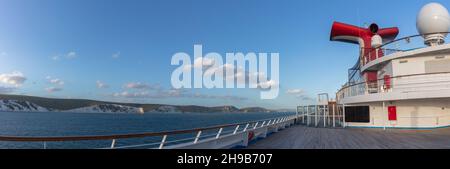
[286,88,314,101]
[43,76,64,93]
[50,79,64,85]
[258,80,279,89]
[194,57,215,67]
[123,82,158,90]
[46,76,64,85]
[45,86,63,92]
[296,95,314,101]
[112,52,120,59]
[0,71,27,86]
[66,51,77,59]
[187,59,278,90]
[113,91,150,98]
[96,80,109,89]
[183,57,215,71]
[51,55,60,60]
[51,51,77,61]
[286,89,303,94]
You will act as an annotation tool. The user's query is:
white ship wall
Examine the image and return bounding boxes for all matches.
[392,53,450,76]
[377,61,393,79]
[346,98,450,128]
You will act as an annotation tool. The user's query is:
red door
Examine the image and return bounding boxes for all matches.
[388,106,397,121]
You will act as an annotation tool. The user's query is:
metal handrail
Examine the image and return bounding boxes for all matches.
[0,114,296,142]
[374,31,450,50]
[357,32,450,65]
[337,71,450,94]
[101,130,237,149]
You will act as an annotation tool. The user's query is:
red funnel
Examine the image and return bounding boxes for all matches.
[330,22,399,62]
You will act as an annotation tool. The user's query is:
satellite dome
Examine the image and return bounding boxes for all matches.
[416,2,450,46]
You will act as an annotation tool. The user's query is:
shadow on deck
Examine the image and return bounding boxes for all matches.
[246,125,450,149]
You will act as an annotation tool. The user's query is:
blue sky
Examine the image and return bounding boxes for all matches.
[0,0,448,109]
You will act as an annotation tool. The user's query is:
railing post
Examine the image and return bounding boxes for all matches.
[216,128,223,139]
[350,83,353,96]
[333,104,336,128]
[243,123,250,131]
[343,104,346,128]
[261,121,266,127]
[194,130,202,143]
[43,141,47,149]
[159,135,167,149]
[233,125,240,134]
[306,106,309,126]
[324,105,327,128]
[253,122,259,129]
[301,107,304,124]
[383,101,386,130]
[315,105,318,127]
[110,139,116,149]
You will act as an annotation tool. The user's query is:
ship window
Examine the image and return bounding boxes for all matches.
[345,106,370,123]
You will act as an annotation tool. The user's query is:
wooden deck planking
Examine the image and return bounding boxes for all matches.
[247,125,450,149]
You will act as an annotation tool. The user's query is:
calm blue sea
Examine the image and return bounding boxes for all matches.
[0,111,294,149]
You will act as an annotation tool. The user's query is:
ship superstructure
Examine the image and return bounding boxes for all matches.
[332,3,450,128]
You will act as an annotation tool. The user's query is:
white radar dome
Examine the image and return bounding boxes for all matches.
[416,2,450,46]
[371,35,382,48]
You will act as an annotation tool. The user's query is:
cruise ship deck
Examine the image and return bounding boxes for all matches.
[247,125,450,149]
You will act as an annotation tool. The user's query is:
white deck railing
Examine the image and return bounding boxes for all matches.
[337,72,450,100]
[0,114,303,149]
[296,104,344,128]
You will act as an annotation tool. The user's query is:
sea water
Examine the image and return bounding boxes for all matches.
[0,111,294,149]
